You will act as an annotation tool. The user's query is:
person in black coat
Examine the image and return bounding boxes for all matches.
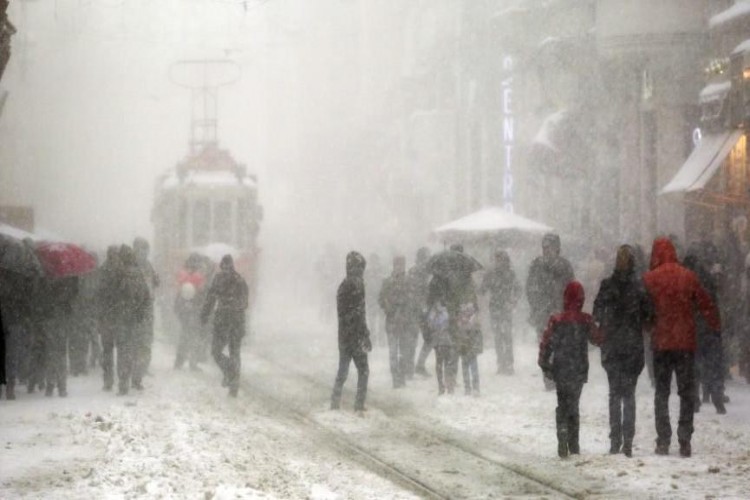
[1,297,6,391]
[201,254,249,397]
[683,243,727,414]
[527,233,575,390]
[539,281,603,458]
[593,245,653,457]
[331,251,372,413]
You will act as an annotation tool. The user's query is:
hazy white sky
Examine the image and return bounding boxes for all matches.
[0,0,275,249]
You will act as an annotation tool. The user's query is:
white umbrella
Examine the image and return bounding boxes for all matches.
[433,206,553,245]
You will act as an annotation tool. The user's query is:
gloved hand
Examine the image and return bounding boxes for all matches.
[362,335,372,353]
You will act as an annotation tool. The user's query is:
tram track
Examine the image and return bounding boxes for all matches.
[238,347,586,499]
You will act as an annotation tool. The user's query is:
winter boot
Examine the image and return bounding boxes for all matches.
[557,427,569,458]
[679,440,691,458]
[712,393,727,415]
[609,440,622,455]
[622,440,633,458]
[655,440,669,456]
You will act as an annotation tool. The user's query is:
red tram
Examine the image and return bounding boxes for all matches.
[151,144,262,331]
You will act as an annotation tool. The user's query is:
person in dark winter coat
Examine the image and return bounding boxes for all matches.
[0,270,34,400]
[331,251,372,412]
[97,245,122,392]
[479,249,521,375]
[41,275,79,397]
[427,274,456,394]
[132,237,159,390]
[410,247,433,377]
[379,255,413,388]
[174,255,207,371]
[201,255,249,397]
[643,237,721,457]
[454,273,482,395]
[114,245,151,395]
[683,244,727,414]
[593,245,653,457]
[1,298,6,391]
[527,233,575,390]
[539,281,603,458]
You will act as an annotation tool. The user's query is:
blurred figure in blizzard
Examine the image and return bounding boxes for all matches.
[593,245,653,457]
[426,278,455,395]
[0,270,34,400]
[97,245,122,391]
[331,251,372,413]
[201,255,249,397]
[479,249,521,375]
[174,254,207,371]
[132,237,159,390]
[683,243,727,414]
[379,255,413,388]
[42,276,79,397]
[539,281,603,458]
[410,247,434,377]
[69,261,100,376]
[527,233,575,390]
[114,245,150,395]
[454,272,482,396]
[365,252,386,347]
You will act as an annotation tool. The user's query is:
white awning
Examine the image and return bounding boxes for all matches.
[661,130,743,194]
[699,81,731,103]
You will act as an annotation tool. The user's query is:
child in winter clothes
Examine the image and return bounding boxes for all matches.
[538,281,604,458]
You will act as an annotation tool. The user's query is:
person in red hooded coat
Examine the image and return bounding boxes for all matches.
[539,281,603,458]
[643,237,720,457]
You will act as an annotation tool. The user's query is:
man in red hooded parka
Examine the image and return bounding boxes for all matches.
[643,237,720,457]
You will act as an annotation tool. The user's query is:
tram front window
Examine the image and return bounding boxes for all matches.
[214,201,232,244]
[193,200,210,246]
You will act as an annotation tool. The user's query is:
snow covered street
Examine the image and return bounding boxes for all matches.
[2,313,750,499]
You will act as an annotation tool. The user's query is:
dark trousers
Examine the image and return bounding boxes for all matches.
[44,318,68,395]
[116,323,137,392]
[654,350,695,446]
[490,309,513,372]
[101,323,116,388]
[175,319,202,369]
[211,318,243,391]
[460,353,479,392]
[697,334,724,402]
[556,382,583,452]
[606,368,638,446]
[386,328,409,387]
[132,305,154,385]
[435,345,456,394]
[415,334,433,371]
[331,349,369,410]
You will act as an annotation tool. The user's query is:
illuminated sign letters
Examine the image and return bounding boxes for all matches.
[501,56,515,213]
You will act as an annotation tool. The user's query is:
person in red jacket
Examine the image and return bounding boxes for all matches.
[539,281,604,458]
[643,238,721,457]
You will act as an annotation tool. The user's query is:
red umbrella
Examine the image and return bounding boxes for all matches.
[35,242,97,278]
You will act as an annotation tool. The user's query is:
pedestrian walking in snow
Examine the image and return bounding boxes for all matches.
[132,237,159,390]
[174,254,207,371]
[97,246,122,391]
[683,243,727,414]
[427,274,456,395]
[201,255,249,398]
[331,251,372,413]
[454,274,481,396]
[410,247,433,377]
[643,237,721,457]
[479,249,521,375]
[365,252,386,347]
[379,255,413,388]
[527,233,575,390]
[113,245,151,396]
[41,276,79,397]
[593,245,653,457]
[539,281,603,458]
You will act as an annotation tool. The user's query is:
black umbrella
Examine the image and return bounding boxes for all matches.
[0,234,43,277]
[426,249,483,279]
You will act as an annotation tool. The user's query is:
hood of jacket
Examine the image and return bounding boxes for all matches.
[649,238,678,270]
[346,251,366,279]
[563,280,585,312]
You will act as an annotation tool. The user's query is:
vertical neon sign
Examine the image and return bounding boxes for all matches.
[501,56,514,213]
